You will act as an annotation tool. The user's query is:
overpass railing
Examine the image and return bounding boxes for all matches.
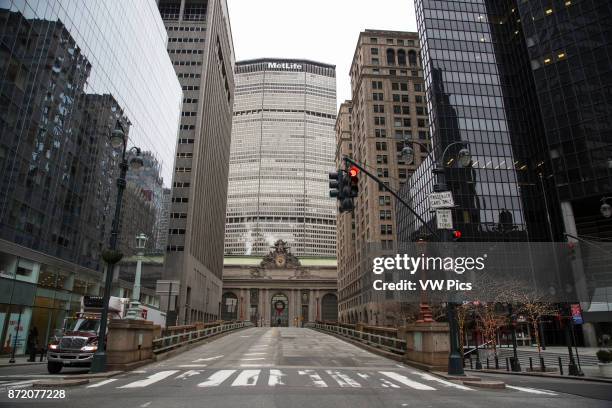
[308,322,406,355]
[153,321,252,354]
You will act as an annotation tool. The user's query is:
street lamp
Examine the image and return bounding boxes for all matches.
[402,139,471,376]
[90,120,142,373]
[126,233,148,320]
[600,197,612,218]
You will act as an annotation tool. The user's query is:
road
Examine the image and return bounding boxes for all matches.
[0,327,609,408]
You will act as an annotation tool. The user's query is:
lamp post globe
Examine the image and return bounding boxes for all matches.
[401,145,415,165]
[457,147,471,167]
[110,128,125,149]
[601,202,612,218]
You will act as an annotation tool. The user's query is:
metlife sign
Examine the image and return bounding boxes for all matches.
[267,62,303,71]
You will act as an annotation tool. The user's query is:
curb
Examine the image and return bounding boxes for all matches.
[465,368,612,384]
[463,380,505,389]
[32,379,89,388]
[0,370,123,382]
[431,371,481,381]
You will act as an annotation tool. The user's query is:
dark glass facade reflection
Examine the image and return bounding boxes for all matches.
[401,0,612,347]
[401,0,612,244]
[0,1,181,355]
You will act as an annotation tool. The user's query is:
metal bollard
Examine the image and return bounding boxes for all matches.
[469,356,473,369]
[486,358,490,369]
[506,357,510,371]
[495,356,499,369]
[540,356,546,372]
[558,356,564,375]
[529,357,533,371]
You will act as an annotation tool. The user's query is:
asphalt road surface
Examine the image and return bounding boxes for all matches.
[0,327,609,408]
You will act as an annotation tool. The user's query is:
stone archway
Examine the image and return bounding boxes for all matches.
[271,293,289,327]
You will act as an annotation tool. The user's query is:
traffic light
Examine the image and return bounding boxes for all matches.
[329,169,356,213]
[567,241,576,260]
[328,170,344,199]
[452,230,462,241]
[349,165,359,198]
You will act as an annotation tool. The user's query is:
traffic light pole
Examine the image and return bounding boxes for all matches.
[342,156,440,240]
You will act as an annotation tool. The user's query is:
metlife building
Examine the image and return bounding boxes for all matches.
[225,59,337,257]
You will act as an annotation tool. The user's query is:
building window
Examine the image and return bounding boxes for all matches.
[386,49,396,65]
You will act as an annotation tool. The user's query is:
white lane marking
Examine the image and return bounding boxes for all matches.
[198,370,236,387]
[506,385,558,395]
[244,352,267,356]
[379,372,435,390]
[2,380,35,390]
[176,370,201,380]
[140,402,152,408]
[380,378,400,388]
[240,357,266,361]
[268,369,285,386]
[325,370,361,388]
[119,370,179,388]
[240,364,272,367]
[132,370,147,373]
[410,371,473,391]
[232,370,260,386]
[298,370,327,387]
[240,335,251,337]
[192,355,223,362]
[357,373,370,380]
[87,378,118,388]
[178,364,207,368]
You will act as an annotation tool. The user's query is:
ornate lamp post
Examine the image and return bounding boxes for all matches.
[90,121,143,373]
[126,233,148,320]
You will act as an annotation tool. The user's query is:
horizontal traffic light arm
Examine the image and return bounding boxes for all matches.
[342,155,440,241]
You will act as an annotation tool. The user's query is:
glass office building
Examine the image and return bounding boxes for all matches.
[225,59,337,257]
[0,0,181,355]
[401,0,612,346]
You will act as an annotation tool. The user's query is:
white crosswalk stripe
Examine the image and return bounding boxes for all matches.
[298,369,328,387]
[379,371,436,390]
[325,370,361,388]
[198,369,236,387]
[82,368,561,397]
[87,379,118,388]
[232,370,260,386]
[119,370,179,388]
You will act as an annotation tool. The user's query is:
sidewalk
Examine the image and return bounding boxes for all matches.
[0,356,46,367]
[516,346,600,356]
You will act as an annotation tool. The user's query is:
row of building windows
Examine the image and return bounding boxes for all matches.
[174,61,203,66]
[169,229,186,235]
[175,167,191,173]
[172,197,189,203]
[168,49,204,54]
[166,245,184,252]
[178,138,195,144]
[173,182,191,188]
[233,108,336,120]
[182,111,197,116]
[168,37,205,43]
[170,212,188,218]
[179,125,196,130]
[166,26,205,32]
[176,152,193,158]
[183,98,198,103]
[370,37,415,46]
[182,85,200,90]
[178,73,201,78]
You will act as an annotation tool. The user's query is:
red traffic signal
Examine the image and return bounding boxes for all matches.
[453,230,462,240]
[349,165,359,177]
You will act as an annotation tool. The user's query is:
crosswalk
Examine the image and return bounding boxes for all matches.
[81,368,557,396]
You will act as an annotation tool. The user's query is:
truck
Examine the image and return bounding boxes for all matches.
[46,296,166,374]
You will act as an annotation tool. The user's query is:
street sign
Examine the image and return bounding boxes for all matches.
[436,208,453,229]
[429,191,454,209]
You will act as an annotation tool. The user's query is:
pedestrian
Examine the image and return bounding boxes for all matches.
[27,326,38,362]
[603,333,611,347]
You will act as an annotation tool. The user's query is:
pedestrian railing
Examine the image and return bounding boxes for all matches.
[308,322,407,355]
[153,321,252,354]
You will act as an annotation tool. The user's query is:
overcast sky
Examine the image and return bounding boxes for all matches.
[227,0,418,108]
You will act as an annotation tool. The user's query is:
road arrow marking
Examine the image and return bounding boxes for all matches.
[119,371,179,388]
[379,372,435,390]
[198,370,236,387]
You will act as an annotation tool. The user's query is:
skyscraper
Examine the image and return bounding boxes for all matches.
[400,0,612,345]
[0,1,181,355]
[335,30,428,325]
[224,59,337,258]
[159,0,235,324]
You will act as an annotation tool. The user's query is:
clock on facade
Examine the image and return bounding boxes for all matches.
[275,254,286,267]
